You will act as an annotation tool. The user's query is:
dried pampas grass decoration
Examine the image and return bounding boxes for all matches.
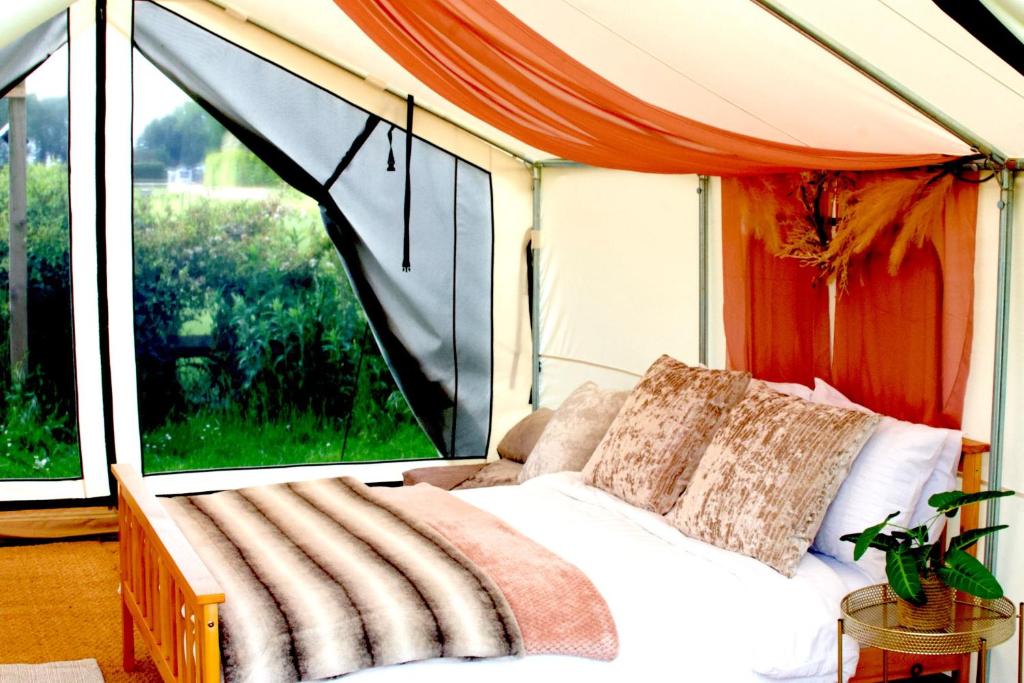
[734,169,954,291]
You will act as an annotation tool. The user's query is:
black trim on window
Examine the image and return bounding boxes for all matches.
[450,159,459,454]
[96,0,118,500]
[325,114,381,189]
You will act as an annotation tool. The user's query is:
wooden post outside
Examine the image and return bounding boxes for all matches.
[7,81,29,378]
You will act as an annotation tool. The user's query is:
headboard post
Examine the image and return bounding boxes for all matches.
[956,438,988,557]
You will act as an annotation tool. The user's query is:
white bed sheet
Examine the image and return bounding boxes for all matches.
[338,473,868,683]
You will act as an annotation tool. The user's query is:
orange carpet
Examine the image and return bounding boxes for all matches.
[0,540,162,682]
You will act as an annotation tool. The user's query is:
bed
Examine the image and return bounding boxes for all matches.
[113,439,984,683]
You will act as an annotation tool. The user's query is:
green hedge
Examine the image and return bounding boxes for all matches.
[204,147,283,188]
[131,189,418,445]
[0,164,80,478]
[0,164,75,408]
[133,160,167,182]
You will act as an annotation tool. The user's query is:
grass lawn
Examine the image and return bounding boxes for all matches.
[0,411,438,478]
[142,409,438,474]
[0,442,80,480]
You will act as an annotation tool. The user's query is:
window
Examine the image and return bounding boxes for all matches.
[0,44,79,480]
[132,53,435,474]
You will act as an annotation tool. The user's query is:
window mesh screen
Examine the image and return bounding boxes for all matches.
[133,1,493,458]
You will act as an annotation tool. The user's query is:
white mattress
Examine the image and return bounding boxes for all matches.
[339,473,869,683]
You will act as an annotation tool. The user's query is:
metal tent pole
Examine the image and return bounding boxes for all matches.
[698,175,709,366]
[531,164,542,410]
[534,160,588,168]
[986,168,1015,574]
[750,0,1007,164]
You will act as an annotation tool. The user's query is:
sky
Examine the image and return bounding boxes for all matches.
[131,51,190,142]
[23,45,191,143]
[21,43,67,99]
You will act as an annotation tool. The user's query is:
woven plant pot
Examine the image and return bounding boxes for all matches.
[895,576,954,631]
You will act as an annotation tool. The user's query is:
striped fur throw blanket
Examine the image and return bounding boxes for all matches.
[163,477,618,681]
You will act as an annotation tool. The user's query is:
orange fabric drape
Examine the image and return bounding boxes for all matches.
[831,178,978,428]
[722,173,979,428]
[332,0,957,175]
[722,177,831,386]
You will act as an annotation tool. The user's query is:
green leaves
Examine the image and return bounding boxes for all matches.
[841,489,1013,604]
[937,549,1004,600]
[842,512,900,560]
[948,525,1008,555]
[928,490,1015,517]
[886,545,924,604]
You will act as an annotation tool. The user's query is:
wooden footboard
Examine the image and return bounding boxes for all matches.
[113,464,224,683]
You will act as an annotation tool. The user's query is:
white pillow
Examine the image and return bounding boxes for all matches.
[762,380,813,401]
[810,379,959,576]
[911,429,962,543]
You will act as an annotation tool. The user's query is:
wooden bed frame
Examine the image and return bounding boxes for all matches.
[112,439,989,683]
[115,465,223,682]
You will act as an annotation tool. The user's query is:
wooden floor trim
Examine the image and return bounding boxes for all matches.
[0,506,118,539]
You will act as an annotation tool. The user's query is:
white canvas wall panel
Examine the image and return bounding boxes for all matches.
[538,168,700,406]
[961,176,1001,440]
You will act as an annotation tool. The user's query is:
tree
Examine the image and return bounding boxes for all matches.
[135,100,225,168]
[0,95,69,166]
[26,96,68,163]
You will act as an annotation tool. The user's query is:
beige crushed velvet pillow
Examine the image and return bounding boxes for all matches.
[667,381,881,577]
[518,382,628,482]
[496,408,554,463]
[582,355,751,513]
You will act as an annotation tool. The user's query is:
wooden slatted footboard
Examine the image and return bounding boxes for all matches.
[113,464,224,683]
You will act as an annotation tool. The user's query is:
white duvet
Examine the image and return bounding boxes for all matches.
[339,473,866,683]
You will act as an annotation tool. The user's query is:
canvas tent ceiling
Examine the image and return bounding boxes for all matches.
[1,1,74,50]
[181,0,1024,163]
[5,1,1024,162]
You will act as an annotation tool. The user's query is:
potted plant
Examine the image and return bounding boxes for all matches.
[842,488,1015,631]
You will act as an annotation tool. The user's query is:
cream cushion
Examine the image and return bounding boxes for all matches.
[496,408,554,464]
[518,382,628,482]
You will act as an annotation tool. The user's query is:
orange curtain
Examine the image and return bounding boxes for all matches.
[722,173,978,428]
[332,0,957,175]
[722,177,831,386]
[831,178,978,428]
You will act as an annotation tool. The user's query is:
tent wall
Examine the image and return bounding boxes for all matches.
[0,1,74,53]
[987,173,1024,681]
[100,0,532,494]
[951,171,1024,681]
[536,168,701,406]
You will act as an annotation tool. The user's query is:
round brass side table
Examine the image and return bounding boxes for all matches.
[838,584,1021,683]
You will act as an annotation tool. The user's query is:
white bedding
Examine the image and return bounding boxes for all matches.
[330,472,866,683]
